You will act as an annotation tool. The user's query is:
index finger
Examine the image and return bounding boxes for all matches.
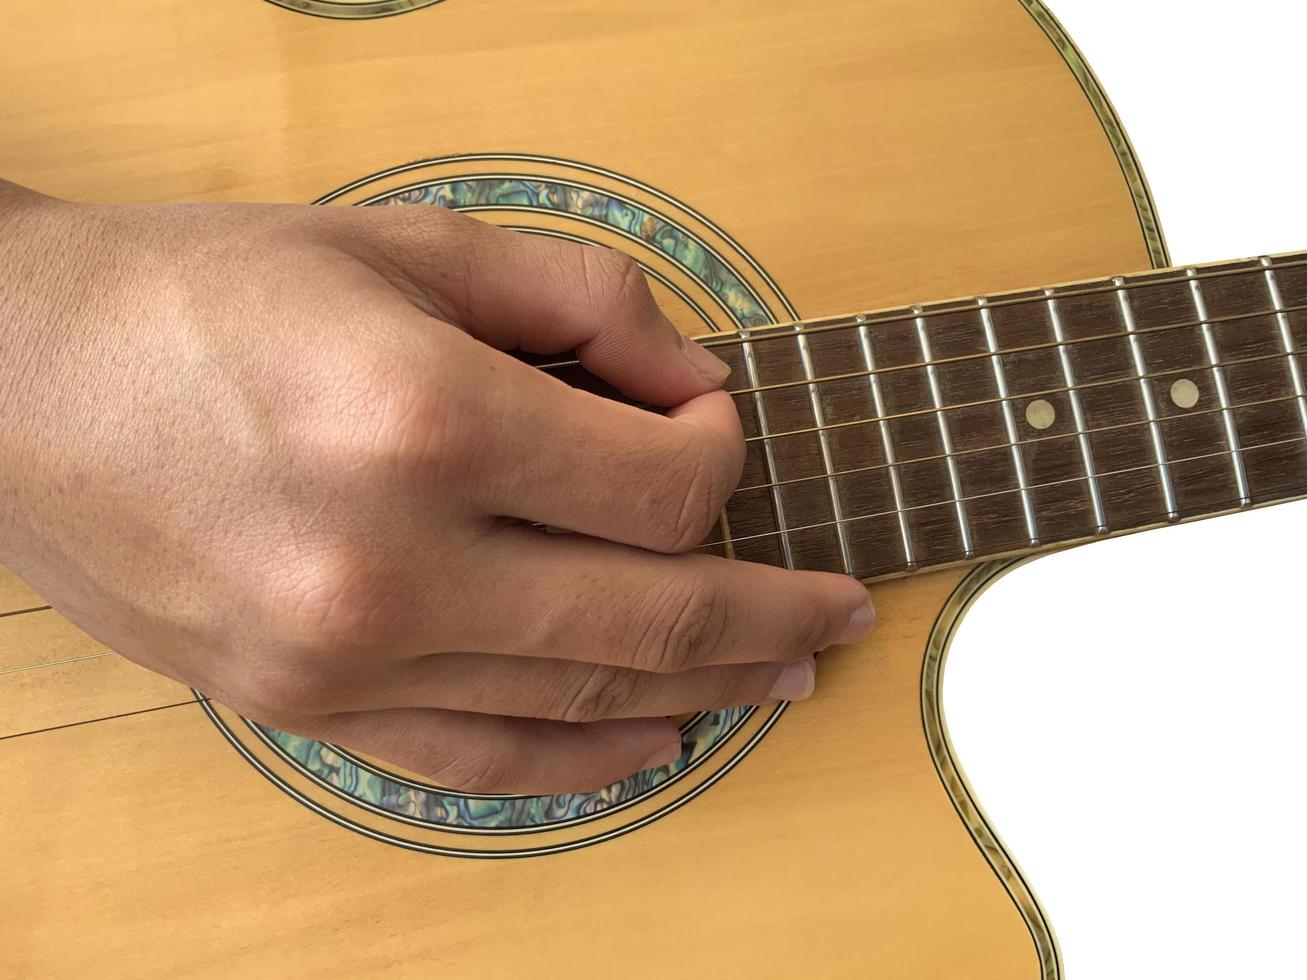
[470,345,746,554]
[338,207,732,406]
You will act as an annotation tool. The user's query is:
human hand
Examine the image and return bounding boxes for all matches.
[0,182,874,793]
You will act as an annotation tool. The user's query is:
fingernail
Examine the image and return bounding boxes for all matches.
[769,656,816,702]
[682,334,731,385]
[640,740,682,771]
[836,601,876,645]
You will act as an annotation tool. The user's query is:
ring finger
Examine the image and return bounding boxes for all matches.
[373,651,817,722]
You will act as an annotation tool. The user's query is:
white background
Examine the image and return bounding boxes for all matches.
[944,2,1307,976]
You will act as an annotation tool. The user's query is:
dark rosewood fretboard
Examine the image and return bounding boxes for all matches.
[689,253,1307,579]
[549,253,1307,580]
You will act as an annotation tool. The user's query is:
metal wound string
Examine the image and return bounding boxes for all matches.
[534,255,1307,372]
[741,347,1303,445]
[732,390,1307,495]
[697,432,1307,553]
[699,257,1307,355]
[724,303,1307,401]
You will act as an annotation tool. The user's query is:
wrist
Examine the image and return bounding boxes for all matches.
[0,180,79,355]
[0,181,84,557]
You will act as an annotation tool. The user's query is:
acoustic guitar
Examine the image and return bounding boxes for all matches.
[3,1,1304,976]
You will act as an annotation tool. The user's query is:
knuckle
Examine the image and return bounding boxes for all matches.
[360,370,467,482]
[427,744,521,795]
[636,575,731,673]
[265,545,407,652]
[558,665,640,723]
[582,247,652,320]
[791,602,831,657]
[303,342,471,490]
[640,441,728,553]
[233,658,343,718]
[711,667,769,710]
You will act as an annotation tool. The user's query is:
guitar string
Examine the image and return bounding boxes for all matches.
[733,391,1306,495]
[535,255,1307,370]
[695,432,1307,553]
[699,256,1307,347]
[539,293,1307,432]
[701,257,1307,353]
[721,302,1307,400]
[742,347,1302,444]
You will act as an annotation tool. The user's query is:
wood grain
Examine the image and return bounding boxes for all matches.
[2,570,1047,979]
[0,0,1170,975]
[0,609,100,674]
[0,564,43,616]
[0,652,190,738]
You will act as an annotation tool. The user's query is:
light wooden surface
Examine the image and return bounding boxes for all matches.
[0,564,43,614]
[0,0,1154,975]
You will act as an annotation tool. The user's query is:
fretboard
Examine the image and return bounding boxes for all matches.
[685,253,1307,579]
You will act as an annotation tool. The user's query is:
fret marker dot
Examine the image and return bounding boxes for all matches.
[1170,378,1200,409]
[1025,399,1056,430]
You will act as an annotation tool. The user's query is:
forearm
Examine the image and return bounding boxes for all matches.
[0,181,82,558]
[0,179,74,405]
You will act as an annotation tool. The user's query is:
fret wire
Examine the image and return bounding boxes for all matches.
[979,298,1039,547]
[695,256,1307,351]
[733,390,1306,496]
[1045,288,1108,533]
[1186,268,1251,507]
[738,330,795,569]
[915,307,974,558]
[535,255,1307,370]
[857,316,916,569]
[697,433,1307,554]
[1261,257,1307,439]
[720,301,1307,400]
[745,347,1303,445]
[793,322,853,573]
[1113,278,1177,520]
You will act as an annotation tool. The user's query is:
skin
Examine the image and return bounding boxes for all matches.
[0,181,874,793]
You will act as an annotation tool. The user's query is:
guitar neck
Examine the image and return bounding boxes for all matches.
[688,252,1307,579]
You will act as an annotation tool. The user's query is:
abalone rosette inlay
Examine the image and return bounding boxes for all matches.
[201,154,798,856]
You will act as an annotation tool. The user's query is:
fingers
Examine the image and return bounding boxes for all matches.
[296,707,683,795]
[336,212,749,554]
[438,526,874,672]
[465,348,745,551]
[368,651,815,721]
[338,206,730,406]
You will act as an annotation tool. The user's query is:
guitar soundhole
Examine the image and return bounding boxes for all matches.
[264,0,446,21]
[201,154,800,856]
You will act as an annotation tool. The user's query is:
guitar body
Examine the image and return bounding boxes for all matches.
[0,2,1163,975]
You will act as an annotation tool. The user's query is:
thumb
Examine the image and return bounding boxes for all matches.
[338,205,732,407]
